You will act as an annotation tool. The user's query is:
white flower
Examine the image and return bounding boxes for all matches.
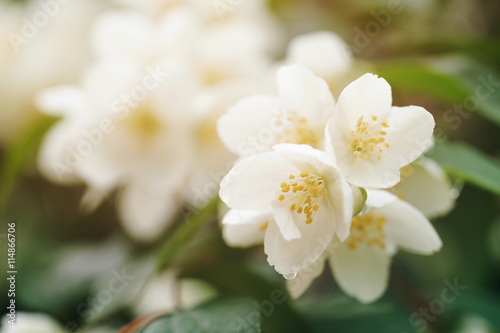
[219,144,354,275]
[91,6,271,88]
[1,313,64,333]
[325,73,435,189]
[36,60,195,242]
[134,271,217,315]
[389,158,455,218]
[286,31,353,93]
[289,190,442,303]
[0,0,102,145]
[217,65,336,157]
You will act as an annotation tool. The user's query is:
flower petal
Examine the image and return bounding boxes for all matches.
[286,31,352,82]
[390,158,454,218]
[375,198,442,255]
[219,152,299,211]
[264,196,336,275]
[329,244,391,303]
[381,106,435,171]
[222,223,266,248]
[118,182,178,243]
[277,64,336,125]
[217,95,284,156]
[335,73,392,128]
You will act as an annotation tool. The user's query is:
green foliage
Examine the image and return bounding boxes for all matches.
[156,197,219,272]
[428,142,500,196]
[140,297,261,333]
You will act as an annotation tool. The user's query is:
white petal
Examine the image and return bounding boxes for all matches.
[381,106,435,172]
[329,244,391,303]
[287,259,325,298]
[222,223,266,248]
[37,121,82,185]
[271,201,302,241]
[286,31,352,81]
[35,86,88,117]
[219,152,299,212]
[335,73,392,128]
[217,95,284,156]
[1,312,64,333]
[264,197,336,275]
[375,199,442,255]
[222,208,273,225]
[365,190,397,208]
[277,64,336,125]
[118,182,178,243]
[390,158,454,218]
[90,10,154,61]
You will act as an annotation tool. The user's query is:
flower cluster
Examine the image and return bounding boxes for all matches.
[218,64,451,303]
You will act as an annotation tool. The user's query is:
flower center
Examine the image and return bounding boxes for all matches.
[349,116,390,162]
[278,171,328,224]
[346,212,387,250]
[276,112,320,148]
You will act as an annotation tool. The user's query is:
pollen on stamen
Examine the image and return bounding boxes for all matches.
[349,116,390,162]
[346,212,387,250]
[277,172,327,225]
[260,221,269,231]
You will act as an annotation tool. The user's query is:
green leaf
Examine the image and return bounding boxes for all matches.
[140,297,261,333]
[375,63,472,103]
[375,61,500,127]
[453,60,500,126]
[156,197,219,272]
[190,263,310,332]
[0,115,56,212]
[428,142,500,196]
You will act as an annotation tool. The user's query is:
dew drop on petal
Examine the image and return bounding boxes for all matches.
[283,272,297,280]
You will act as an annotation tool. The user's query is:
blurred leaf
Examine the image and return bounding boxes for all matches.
[375,63,471,103]
[453,61,500,127]
[156,197,218,272]
[444,290,500,330]
[428,142,500,196]
[375,62,500,126]
[140,297,260,333]
[190,263,310,332]
[0,115,55,211]
[299,293,410,333]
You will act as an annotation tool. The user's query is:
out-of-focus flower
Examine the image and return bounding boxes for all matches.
[288,190,442,303]
[133,271,217,315]
[325,73,435,189]
[36,60,196,242]
[91,6,272,89]
[389,157,455,218]
[218,65,335,157]
[0,0,104,145]
[1,313,64,333]
[220,144,355,276]
[285,31,353,94]
[0,312,115,333]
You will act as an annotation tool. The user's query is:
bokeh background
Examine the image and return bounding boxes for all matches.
[1,0,500,332]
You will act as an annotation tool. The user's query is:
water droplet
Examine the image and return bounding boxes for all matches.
[283,272,297,280]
